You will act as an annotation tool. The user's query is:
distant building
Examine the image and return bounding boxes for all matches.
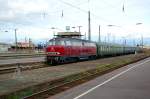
[0,43,11,52]
[11,42,35,49]
[17,42,30,48]
[142,45,150,49]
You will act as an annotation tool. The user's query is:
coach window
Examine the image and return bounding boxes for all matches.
[107,46,108,51]
[103,45,105,51]
[100,45,102,51]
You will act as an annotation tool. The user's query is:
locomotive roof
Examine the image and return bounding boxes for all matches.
[49,37,135,47]
[96,41,135,47]
[56,32,82,37]
[49,37,94,43]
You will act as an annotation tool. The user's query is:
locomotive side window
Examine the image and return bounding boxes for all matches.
[84,42,88,46]
[82,42,84,46]
[90,42,96,47]
[72,40,82,46]
[72,40,76,46]
[60,40,65,45]
[78,41,82,46]
[83,42,95,47]
[66,41,71,46]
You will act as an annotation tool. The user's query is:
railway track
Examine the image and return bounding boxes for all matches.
[22,55,150,99]
[23,68,105,99]
[0,53,45,60]
[0,62,48,74]
[0,53,149,99]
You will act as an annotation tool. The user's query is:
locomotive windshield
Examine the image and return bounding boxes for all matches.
[48,39,65,46]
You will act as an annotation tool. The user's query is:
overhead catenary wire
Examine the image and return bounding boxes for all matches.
[57,0,114,23]
[55,0,130,40]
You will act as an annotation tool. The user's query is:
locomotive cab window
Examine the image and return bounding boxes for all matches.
[48,40,65,46]
[48,40,55,45]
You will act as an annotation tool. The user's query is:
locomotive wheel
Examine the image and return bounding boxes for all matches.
[89,55,96,60]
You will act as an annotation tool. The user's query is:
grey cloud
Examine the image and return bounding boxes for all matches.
[0,0,49,26]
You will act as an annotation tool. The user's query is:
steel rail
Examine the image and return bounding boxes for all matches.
[23,71,99,99]
[23,56,150,99]
[0,62,46,74]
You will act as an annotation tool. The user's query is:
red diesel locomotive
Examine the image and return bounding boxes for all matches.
[46,37,97,64]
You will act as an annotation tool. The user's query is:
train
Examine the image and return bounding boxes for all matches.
[45,37,140,64]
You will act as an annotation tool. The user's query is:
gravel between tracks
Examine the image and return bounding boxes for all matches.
[0,54,147,96]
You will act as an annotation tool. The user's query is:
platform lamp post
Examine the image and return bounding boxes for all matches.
[0,30,8,43]
[122,37,126,54]
[4,30,8,33]
[98,25,101,43]
[107,25,121,43]
[136,22,143,48]
[72,27,76,32]
[1,29,18,52]
[84,32,86,40]
[107,25,115,43]
[51,27,55,38]
[77,26,82,33]
[14,29,18,52]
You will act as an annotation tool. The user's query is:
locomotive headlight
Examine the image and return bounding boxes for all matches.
[56,52,60,55]
[47,52,60,55]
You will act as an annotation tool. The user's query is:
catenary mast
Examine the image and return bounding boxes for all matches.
[88,0,91,41]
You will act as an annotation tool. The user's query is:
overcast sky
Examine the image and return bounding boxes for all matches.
[0,0,150,44]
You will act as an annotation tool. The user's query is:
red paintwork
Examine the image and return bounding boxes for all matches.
[46,44,96,57]
[46,45,65,56]
[66,46,96,57]
[45,38,97,64]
